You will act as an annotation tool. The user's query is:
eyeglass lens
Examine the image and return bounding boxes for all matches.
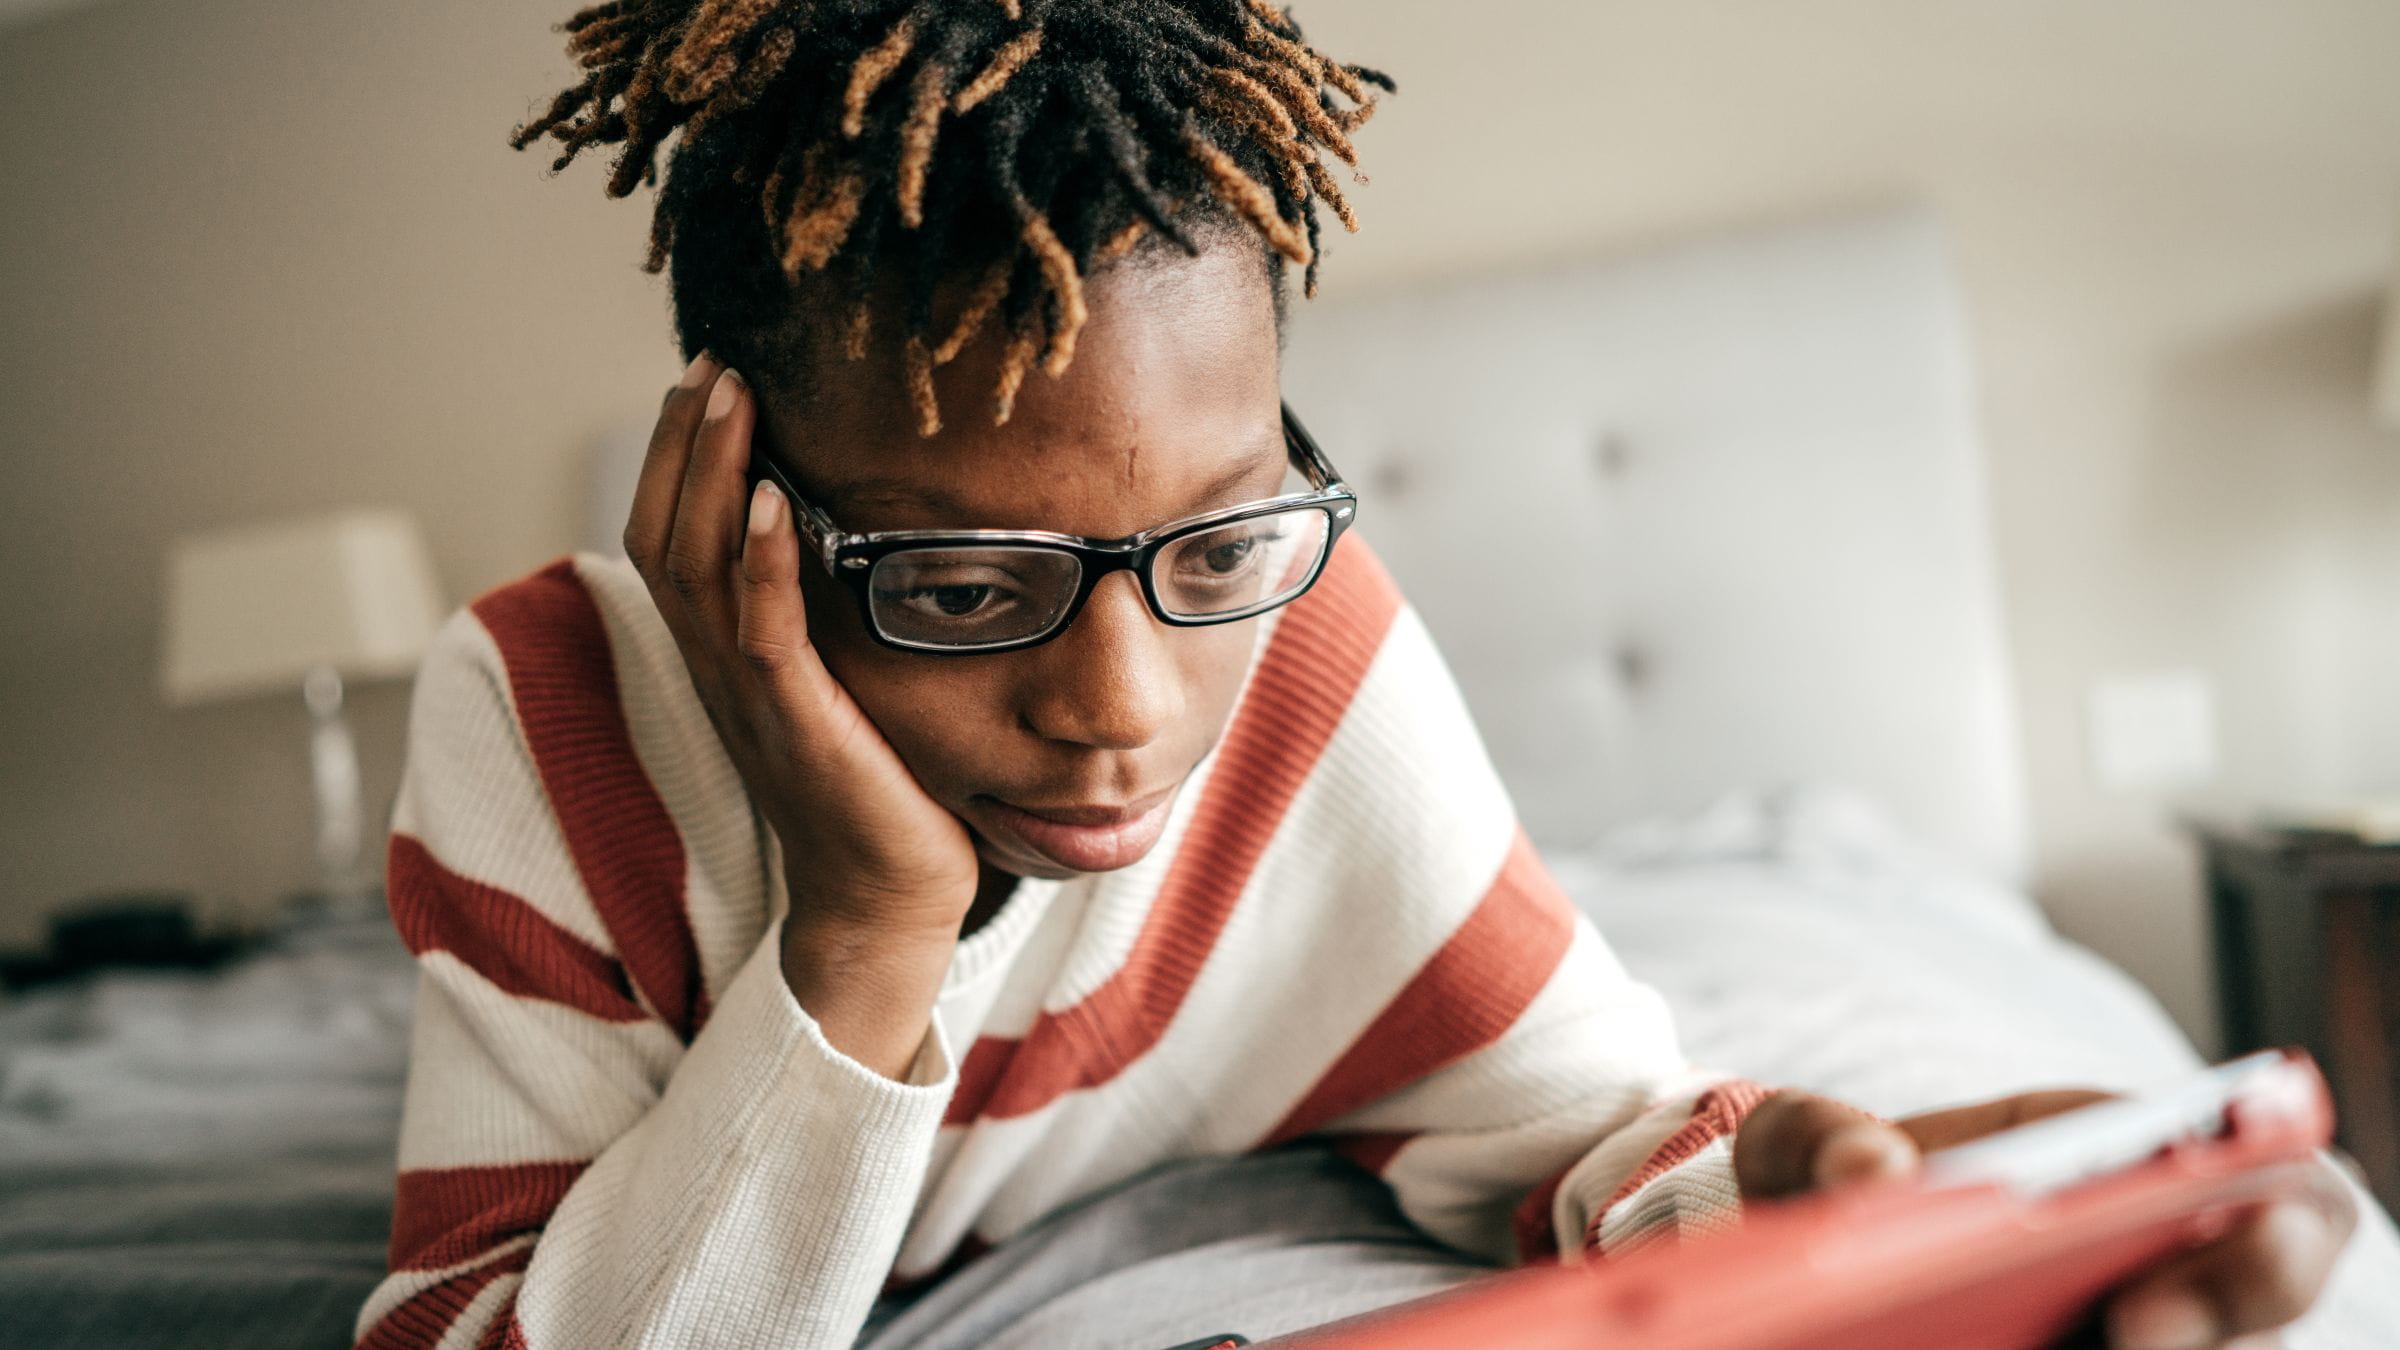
[1152,505,1330,618]
[864,504,1333,649]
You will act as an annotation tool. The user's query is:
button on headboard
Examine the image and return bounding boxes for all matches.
[1279,209,2028,882]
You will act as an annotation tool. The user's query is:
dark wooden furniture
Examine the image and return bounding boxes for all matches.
[2194,822,2400,1215]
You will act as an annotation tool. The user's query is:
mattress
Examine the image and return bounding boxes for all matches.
[0,917,415,1349]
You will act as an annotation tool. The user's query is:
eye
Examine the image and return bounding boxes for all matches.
[912,583,999,617]
[1178,522,1286,582]
[1200,537,1256,574]
[867,547,1085,646]
[872,566,1025,623]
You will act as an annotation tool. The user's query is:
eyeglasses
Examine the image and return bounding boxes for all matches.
[747,403,1357,655]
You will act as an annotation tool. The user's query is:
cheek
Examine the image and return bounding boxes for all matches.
[799,563,1007,803]
[1177,620,1262,736]
[799,558,1267,800]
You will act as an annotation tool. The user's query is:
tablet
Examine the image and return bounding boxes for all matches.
[1281,1050,2334,1350]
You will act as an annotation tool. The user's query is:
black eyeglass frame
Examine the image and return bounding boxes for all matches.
[746,403,1358,655]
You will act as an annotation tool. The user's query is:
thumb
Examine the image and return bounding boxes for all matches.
[1735,1091,1922,1199]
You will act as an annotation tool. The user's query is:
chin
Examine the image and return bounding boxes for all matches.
[970,834,1078,882]
[969,831,1162,882]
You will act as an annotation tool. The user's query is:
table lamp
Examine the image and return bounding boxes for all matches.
[2379,225,2400,430]
[160,509,446,917]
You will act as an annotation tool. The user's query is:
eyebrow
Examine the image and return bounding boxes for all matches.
[815,431,1285,529]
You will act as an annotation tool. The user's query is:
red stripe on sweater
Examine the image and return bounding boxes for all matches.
[482,1311,530,1350]
[387,1160,589,1273]
[1257,830,1578,1148]
[1581,1080,1771,1255]
[355,1243,533,1350]
[387,833,646,1024]
[1329,1131,1417,1176]
[473,558,711,1041]
[1512,1163,1574,1264]
[946,1037,1022,1127]
[941,540,1403,1126]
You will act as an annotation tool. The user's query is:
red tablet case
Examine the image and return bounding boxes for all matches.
[1282,1052,2334,1350]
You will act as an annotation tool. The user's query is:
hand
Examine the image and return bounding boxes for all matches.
[625,354,983,1072]
[1733,1088,2358,1349]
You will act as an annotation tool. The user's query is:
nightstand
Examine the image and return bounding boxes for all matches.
[2193,823,2400,1215]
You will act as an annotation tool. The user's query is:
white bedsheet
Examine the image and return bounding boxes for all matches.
[1551,785,2400,1348]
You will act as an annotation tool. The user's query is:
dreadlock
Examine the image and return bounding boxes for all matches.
[511,0,1392,436]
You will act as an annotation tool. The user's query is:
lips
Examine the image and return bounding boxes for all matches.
[983,784,1179,873]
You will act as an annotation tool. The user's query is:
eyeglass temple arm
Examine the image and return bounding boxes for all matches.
[1280,402,1345,491]
[792,495,850,568]
[750,451,854,569]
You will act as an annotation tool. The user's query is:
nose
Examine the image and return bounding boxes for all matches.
[1019,571,1185,751]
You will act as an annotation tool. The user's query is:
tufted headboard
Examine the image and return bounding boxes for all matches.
[1277,208,2029,882]
[582,208,2029,883]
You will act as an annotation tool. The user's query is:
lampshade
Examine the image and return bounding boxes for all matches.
[161,509,447,706]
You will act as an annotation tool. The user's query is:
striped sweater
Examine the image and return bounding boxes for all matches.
[355,537,1766,1349]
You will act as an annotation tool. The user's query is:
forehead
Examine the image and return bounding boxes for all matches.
[757,244,1285,537]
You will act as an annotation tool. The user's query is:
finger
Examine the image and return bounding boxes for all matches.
[736,479,835,719]
[663,364,755,654]
[2105,1278,2219,1350]
[1900,1089,2115,1154]
[626,352,720,590]
[1735,1092,1921,1199]
[2104,1196,2349,1348]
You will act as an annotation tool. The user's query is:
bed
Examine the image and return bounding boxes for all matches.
[1271,206,2400,1342]
[4,207,2393,1347]
[0,917,414,1348]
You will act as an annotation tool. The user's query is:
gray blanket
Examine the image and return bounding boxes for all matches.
[0,917,414,1350]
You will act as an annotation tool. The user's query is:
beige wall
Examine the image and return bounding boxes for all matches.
[4,0,2397,1049]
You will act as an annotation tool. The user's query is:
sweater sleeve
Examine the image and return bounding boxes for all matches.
[1252,596,1767,1270]
[354,609,957,1349]
[1298,903,1768,1268]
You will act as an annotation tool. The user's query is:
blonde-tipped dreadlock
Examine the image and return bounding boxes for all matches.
[513,0,1393,433]
[953,26,1041,114]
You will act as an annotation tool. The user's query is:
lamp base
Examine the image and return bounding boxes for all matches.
[304,665,375,921]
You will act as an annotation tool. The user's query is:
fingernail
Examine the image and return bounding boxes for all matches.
[679,350,717,389]
[749,479,784,534]
[706,366,744,419]
[2107,1290,2215,1350]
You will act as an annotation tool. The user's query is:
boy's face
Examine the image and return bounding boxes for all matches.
[752,243,1286,880]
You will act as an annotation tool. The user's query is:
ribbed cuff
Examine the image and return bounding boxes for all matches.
[595,916,959,1346]
[1584,1138,1745,1256]
[674,909,958,1108]
[1549,1078,1766,1263]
